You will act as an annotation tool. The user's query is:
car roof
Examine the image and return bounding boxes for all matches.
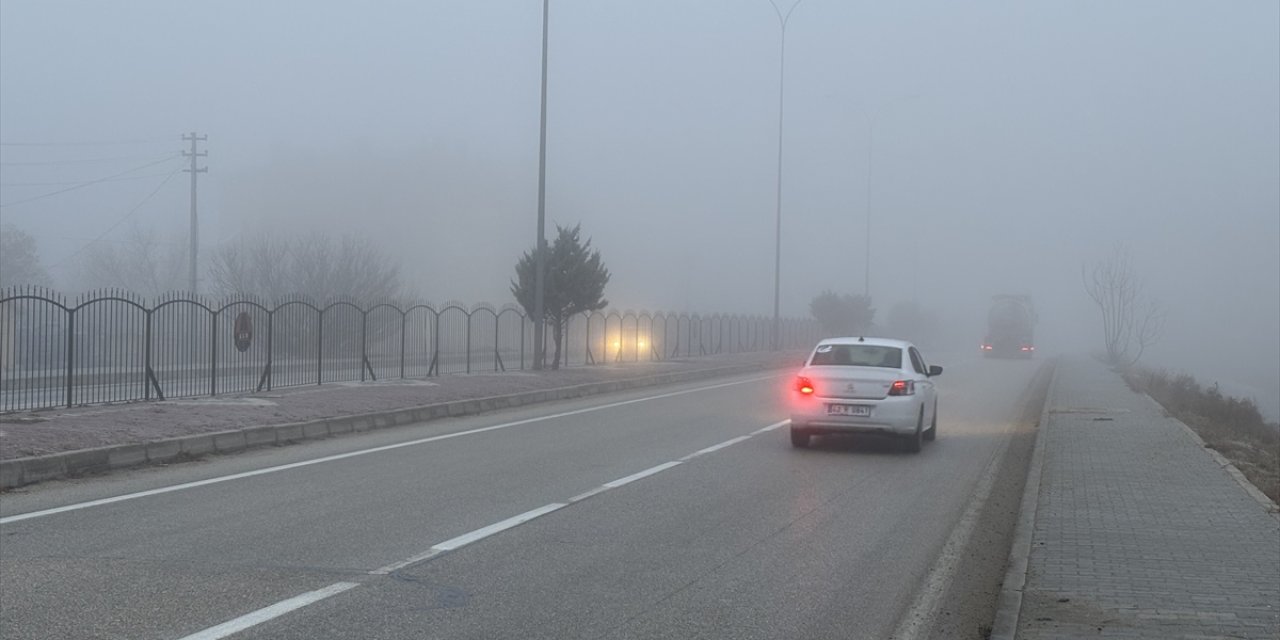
[815,337,913,349]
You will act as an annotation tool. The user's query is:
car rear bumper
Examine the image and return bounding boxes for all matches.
[790,396,920,436]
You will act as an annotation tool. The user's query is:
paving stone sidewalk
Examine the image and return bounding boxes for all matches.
[1018,356,1280,639]
[0,351,802,461]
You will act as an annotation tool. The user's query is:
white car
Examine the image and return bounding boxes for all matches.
[789,337,942,452]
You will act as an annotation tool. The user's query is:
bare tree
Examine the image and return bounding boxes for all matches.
[0,223,53,289]
[208,232,402,305]
[73,224,187,297]
[1083,244,1165,368]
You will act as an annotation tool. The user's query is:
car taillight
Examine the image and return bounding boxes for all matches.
[888,380,915,396]
[796,376,815,396]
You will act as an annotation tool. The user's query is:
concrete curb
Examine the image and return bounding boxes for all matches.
[989,359,1060,640]
[1141,393,1280,517]
[0,361,792,491]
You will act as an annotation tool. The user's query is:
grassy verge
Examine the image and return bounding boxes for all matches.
[1124,367,1279,505]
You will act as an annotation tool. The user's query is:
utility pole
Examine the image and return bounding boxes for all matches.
[183,132,208,295]
[532,0,550,370]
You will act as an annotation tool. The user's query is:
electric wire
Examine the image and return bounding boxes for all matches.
[0,154,180,208]
[47,168,184,270]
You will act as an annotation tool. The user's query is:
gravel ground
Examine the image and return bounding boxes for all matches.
[0,352,804,460]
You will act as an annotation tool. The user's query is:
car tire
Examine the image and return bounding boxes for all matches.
[903,409,924,453]
[790,427,811,448]
[924,402,938,442]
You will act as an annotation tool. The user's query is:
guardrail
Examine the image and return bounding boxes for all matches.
[0,287,819,412]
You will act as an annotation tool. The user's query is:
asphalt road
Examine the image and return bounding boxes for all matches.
[0,352,1043,639]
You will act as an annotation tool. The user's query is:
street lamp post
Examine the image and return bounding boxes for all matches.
[864,115,874,298]
[533,0,550,370]
[769,0,803,350]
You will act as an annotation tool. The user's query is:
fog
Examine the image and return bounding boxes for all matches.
[1,1,1277,416]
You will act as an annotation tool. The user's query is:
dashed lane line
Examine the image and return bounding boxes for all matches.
[156,418,788,639]
[176,582,360,640]
[0,376,780,525]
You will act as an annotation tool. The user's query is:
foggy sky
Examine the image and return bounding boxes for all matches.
[1,1,1277,415]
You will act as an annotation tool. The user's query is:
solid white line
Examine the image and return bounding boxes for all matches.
[890,422,1018,640]
[368,548,443,576]
[432,503,566,551]
[0,375,780,525]
[752,419,789,434]
[679,435,752,461]
[601,461,682,489]
[177,582,359,640]
[567,485,613,503]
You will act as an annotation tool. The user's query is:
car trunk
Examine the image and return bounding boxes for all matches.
[806,367,898,400]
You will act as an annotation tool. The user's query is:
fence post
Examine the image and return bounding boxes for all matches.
[210,310,218,396]
[431,310,440,377]
[520,315,526,371]
[687,319,692,358]
[144,311,153,401]
[360,310,368,382]
[400,311,407,379]
[317,308,324,386]
[264,310,274,392]
[65,309,75,408]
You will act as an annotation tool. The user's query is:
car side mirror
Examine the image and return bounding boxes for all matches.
[928,365,943,377]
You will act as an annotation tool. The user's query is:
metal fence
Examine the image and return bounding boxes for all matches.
[0,287,820,412]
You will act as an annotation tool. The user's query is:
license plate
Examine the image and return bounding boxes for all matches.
[827,404,870,417]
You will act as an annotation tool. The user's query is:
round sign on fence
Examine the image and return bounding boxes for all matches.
[233,311,253,352]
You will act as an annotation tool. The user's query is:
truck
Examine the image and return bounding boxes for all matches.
[982,294,1036,358]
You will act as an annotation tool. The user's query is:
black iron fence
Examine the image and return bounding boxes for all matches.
[0,287,819,412]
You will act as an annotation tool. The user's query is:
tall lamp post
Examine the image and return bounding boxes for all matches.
[533,0,551,370]
[769,0,803,350]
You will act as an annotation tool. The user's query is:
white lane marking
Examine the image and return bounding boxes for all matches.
[368,548,443,576]
[567,485,613,503]
[366,416,788,575]
[601,461,682,489]
[752,419,789,434]
[177,582,359,640]
[432,503,566,551]
[679,435,752,461]
[890,421,1017,640]
[0,375,780,525]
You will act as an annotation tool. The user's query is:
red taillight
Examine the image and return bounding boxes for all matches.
[796,376,815,396]
[889,380,915,396]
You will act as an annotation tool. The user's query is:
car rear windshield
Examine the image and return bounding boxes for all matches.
[808,344,903,368]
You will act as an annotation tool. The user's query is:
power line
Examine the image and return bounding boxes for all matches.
[0,154,181,208]
[43,233,189,247]
[0,155,174,166]
[0,137,172,147]
[0,172,177,187]
[47,168,184,270]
